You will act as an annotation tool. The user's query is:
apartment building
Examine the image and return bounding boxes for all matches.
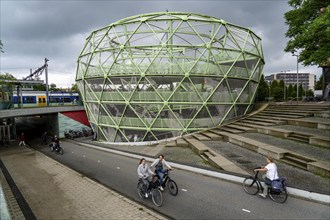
[265,72,315,91]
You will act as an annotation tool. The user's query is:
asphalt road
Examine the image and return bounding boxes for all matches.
[39,141,330,219]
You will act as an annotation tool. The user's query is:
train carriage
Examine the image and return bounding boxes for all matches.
[13,91,80,108]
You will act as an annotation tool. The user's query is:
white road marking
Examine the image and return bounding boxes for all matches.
[116,167,120,170]
[181,189,187,192]
[71,152,74,153]
[83,155,86,157]
[97,160,101,163]
[242,209,251,213]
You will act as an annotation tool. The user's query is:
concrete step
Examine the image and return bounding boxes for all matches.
[262,110,313,117]
[246,116,287,125]
[281,152,315,170]
[240,119,276,126]
[217,127,244,134]
[265,108,320,114]
[253,114,294,124]
[287,133,310,143]
[310,136,330,149]
[208,129,226,135]
[286,119,330,130]
[307,161,330,178]
[283,155,308,169]
[200,131,223,141]
[281,158,308,170]
[287,136,310,143]
[202,150,249,175]
[223,124,256,132]
[251,114,296,122]
[176,138,189,147]
[192,133,211,141]
[268,106,330,111]
[314,111,330,118]
[232,122,262,129]
[183,137,209,154]
[257,112,304,119]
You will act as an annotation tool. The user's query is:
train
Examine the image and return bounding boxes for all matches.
[12,91,81,108]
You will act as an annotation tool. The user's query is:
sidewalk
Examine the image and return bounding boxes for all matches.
[0,145,167,220]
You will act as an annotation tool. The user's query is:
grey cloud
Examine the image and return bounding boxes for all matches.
[0,0,322,87]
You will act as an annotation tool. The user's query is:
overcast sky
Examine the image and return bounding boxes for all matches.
[0,0,322,88]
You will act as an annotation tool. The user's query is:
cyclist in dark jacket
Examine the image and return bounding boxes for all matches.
[150,154,172,191]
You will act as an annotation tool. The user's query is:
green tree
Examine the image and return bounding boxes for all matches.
[273,87,284,101]
[270,80,279,98]
[49,83,60,91]
[284,0,330,66]
[306,89,314,97]
[315,75,323,90]
[0,72,16,80]
[256,75,269,101]
[71,83,79,92]
[299,84,304,98]
[278,80,285,100]
[287,84,294,98]
[33,84,46,91]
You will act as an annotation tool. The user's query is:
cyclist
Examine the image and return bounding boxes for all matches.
[52,135,61,153]
[254,156,278,198]
[150,154,172,191]
[137,158,155,198]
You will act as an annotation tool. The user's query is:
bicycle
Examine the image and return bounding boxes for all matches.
[156,169,178,196]
[137,176,163,207]
[50,142,64,155]
[243,167,288,203]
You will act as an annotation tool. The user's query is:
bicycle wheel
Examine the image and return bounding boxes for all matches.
[137,181,145,199]
[58,147,64,155]
[151,188,163,207]
[243,177,259,195]
[167,179,178,196]
[269,189,288,203]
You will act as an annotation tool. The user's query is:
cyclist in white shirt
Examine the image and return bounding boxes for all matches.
[254,156,278,198]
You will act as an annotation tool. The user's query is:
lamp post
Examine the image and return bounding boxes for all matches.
[292,54,299,102]
[280,70,290,101]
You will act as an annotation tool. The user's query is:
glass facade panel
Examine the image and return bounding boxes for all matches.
[76,12,264,144]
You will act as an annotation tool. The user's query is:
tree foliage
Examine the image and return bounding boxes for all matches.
[315,74,323,90]
[256,75,269,101]
[0,72,16,80]
[71,83,79,92]
[284,0,330,66]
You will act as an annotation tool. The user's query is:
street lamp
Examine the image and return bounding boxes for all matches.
[280,70,290,101]
[292,53,299,102]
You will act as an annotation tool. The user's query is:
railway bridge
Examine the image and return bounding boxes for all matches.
[0,106,88,142]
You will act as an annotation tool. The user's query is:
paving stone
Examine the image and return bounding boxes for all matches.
[0,147,167,220]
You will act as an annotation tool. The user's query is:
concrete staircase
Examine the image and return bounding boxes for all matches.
[281,153,314,170]
[163,103,330,177]
[287,133,310,143]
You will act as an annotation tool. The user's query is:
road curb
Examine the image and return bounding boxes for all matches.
[77,141,330,204]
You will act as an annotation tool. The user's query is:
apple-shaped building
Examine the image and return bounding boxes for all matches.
[76,12,265,144]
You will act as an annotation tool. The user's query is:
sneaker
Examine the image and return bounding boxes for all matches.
[258,193,266,198]
[145,193,148,198]
[159,186,164,191]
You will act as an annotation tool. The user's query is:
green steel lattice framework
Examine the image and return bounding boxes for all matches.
[76,12,265,144]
